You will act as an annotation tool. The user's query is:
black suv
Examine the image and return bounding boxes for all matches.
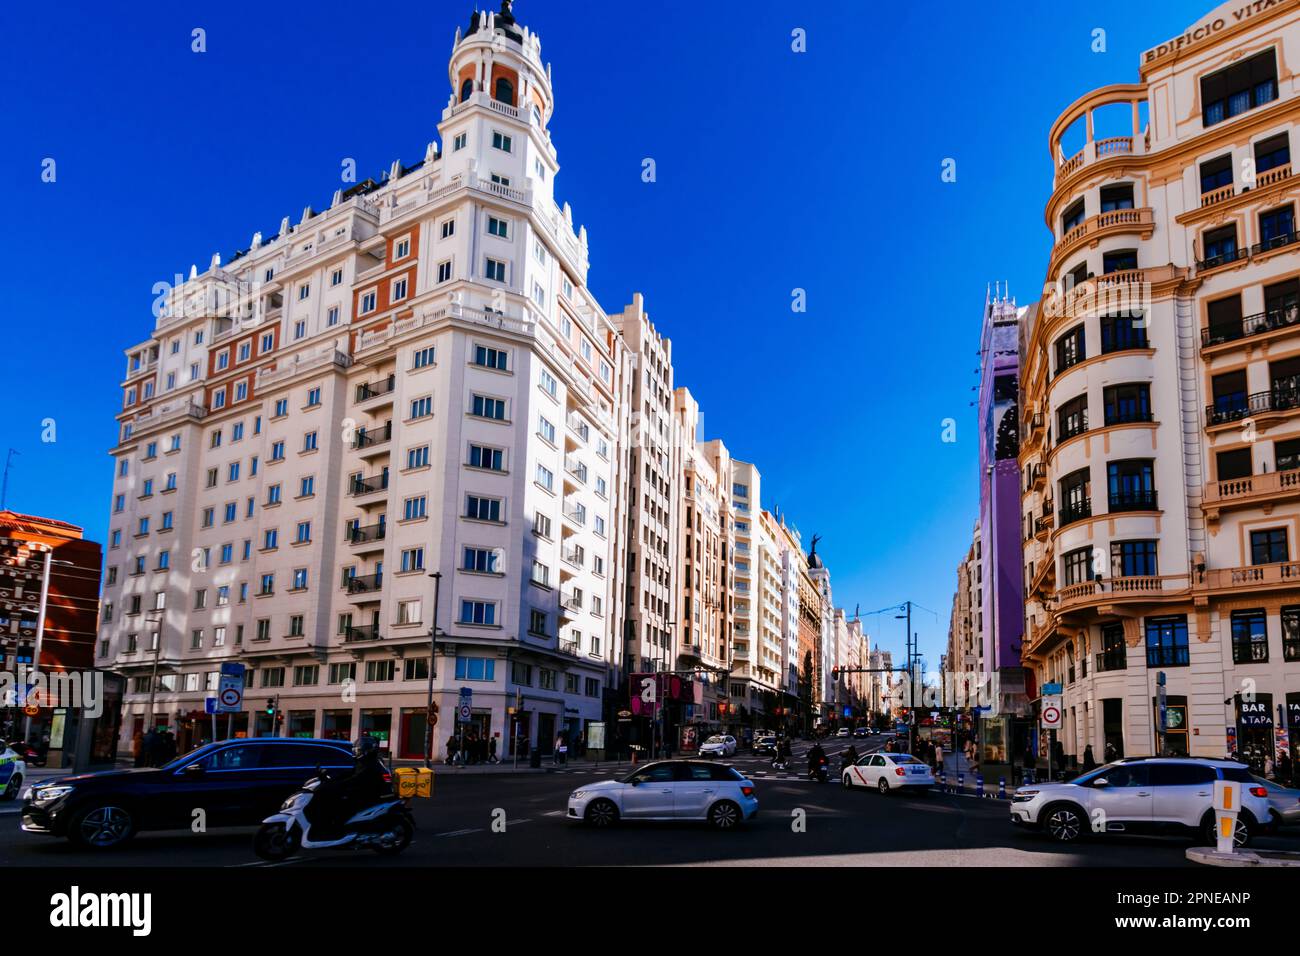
[21,738,356,849]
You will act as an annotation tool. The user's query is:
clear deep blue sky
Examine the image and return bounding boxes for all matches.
[2,0,1208,669]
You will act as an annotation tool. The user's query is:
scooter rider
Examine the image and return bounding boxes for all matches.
[841,744,859,772]
[314,736,392,830]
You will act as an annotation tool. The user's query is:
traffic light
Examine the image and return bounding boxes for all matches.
[265,696,278,716]
[831,667,839,682]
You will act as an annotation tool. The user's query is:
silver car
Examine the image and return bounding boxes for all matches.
[567,760,758,829]
[1010,757,1272,846]
[1252,775,1300,827]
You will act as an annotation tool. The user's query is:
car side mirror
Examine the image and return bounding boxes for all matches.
[182,763,205,776]
[629,778,640,787]
[1093,777,1109,787]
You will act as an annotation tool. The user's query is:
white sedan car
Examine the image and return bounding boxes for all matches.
[0,744,27,801]
[698,734,737,758]
[842,753,935,793]
[567,760,758,829]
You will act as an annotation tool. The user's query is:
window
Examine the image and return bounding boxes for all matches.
[1103,383,1151,425]
[536,463,554,491]
[1061,198,1085,234]
[1258,205,1296,251]
[471,394,506,420]
[459,600,497,626]
[394,237,410,259]
[396,599,422,624]
[454,657,496,681]
[468,444,504,471]
[303,431,318,452]
[484,258,507,282]
[1099,183,1134,212]
[404,658,429,681]
[463,547,500,573]
[409,396,433,420]
[1102,249,1137,274]
[1058,468,1091,525]
[329,662,356,684]
[1062,547,1092,587]
[298,283,310,301]
[1251,527,1288,564]
[413,346,436,369]
[406,445,430,470]
[1276,437,1300,473]
[1111,539,1157,577]
[1216,447,1253,481]
[529,609,548,635]
[361,291,376,314]
[540,369,557,397]
[453,132,467,151]
[437,260,453,283]
[306,387,321,407]
[400,548,424,573]
[538,415,555,443]
[403,495,427,520]
[491,131,512,152]
[294,664,319,686]
[295,521,311,544]
[441,218,456,239]
[391,277,407,301]
[1201,49,1277,126]
[487,216,509,238]
[365,660,395,682]
[294,320,306,340]
[1145,615,1189,667]
[1230,609,1269,664]
[534,512,552,538]
[1054,325,1085,376]
[1107,459,1155,512]
[1201,224,1239,267]
[1281,606,1300,662]
[1255,133,1290,175]
[1057,393,1088,442]
[1205,295,1244,345]
[465,495,501,522]
[300,475,315,497]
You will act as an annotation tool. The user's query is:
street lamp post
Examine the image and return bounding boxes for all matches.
[423,571,442,769]
[144,608,165,737]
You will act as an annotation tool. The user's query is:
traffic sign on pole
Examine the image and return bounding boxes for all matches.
[1040,696,1063,730]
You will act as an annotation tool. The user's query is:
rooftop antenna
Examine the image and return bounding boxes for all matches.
[2,448,17,510]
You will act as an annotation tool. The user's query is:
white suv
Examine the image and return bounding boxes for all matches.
[1010,757,1272,846]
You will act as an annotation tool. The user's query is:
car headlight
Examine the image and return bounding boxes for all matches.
[33,785,75,802]
[1012,790,1038,803]
[570,791,589,800]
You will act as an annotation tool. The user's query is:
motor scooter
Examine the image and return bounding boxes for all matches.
[253,771,415,861]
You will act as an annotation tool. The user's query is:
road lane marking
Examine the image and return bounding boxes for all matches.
[436,827,485,837]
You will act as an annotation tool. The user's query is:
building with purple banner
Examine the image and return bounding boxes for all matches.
[976,285,1033,770]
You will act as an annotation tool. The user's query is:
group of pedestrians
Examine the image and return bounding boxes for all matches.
[132,727,178,767]
[444,731,500,765]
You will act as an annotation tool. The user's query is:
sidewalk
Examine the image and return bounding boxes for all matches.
[392,756,636,775]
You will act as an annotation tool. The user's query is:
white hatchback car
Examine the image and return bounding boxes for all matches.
[567,760,758,829]
[1010,757,1273,846]
[0,745,26,801]
[698,735,737,758]
[842,753,936,793]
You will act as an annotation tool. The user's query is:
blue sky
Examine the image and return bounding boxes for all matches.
[2,0,1209,669]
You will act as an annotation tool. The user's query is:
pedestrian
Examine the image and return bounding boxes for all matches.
[445,734,458,766]
[1104,741,1118,763]
[132,730,145,768]
[934,741,945,774]
[488,734,499,765]
[1264,753,1275,779]
[1278,750,1293,785]
[1021,742,1035,783]
[553,733,563,766]
[1051,738,1065,780]
[1081,744,1097,773]
[558,733,568,766]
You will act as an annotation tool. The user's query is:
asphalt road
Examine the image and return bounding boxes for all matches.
[4,735,1297,867]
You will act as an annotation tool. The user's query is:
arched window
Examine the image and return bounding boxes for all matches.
[532,105,542,126]
[460,78,474,103]
[494,77,514,105]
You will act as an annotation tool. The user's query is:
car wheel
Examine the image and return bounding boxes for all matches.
[2,775,21,801]
[1201,810,1254,849]
[709,800,742,830]
[585,799,619,828]
[70,804,136,849]
[842,773,853,789]
[877,777,890,795]
[1043,803,1086,843]
[253,822,300,862]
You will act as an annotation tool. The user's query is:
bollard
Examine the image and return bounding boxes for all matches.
[976,773,984,798]
[999,776,1006,800]
[937,769,946,792]
[957,771,964,793]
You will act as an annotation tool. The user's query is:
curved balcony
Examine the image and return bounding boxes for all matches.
[1048,84,1148,192]
[1044,265,1186,325]
[1057,573,1190,613]
[1203,467,1300,524]
[1052,207,1155,272]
